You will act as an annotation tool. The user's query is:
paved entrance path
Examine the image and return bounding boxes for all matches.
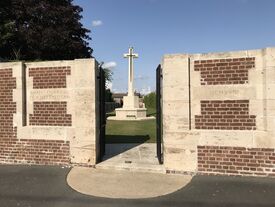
[1,165,275,207]
[67,167,191,198]
[96,143,165,173]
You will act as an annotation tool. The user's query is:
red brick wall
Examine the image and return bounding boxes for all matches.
[194,57,255,85]
[0,138,70,165]
[0,67,72,166]
[0,68,17,138]
[29,66,71,89]
[198,146,275,177]
[29,102,72,126]
[195,100,256,130]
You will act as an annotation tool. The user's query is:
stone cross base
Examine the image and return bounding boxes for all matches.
[123,95,139,108]
[107,95,155,121]
[108,108,152,120]
[108,94,154,121]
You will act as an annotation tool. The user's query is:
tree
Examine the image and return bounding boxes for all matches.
[0,1,15,60]
[103,68,113,82]
[144,92,156,109]
[105,89,114,102]
[0,0,92,61]
[103,68,113,99]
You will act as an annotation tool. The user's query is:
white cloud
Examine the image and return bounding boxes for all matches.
[92,20,103,27]
[102,61,117,69]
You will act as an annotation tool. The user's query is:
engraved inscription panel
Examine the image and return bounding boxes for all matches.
[192,86,256,100]
[30,89,70,101]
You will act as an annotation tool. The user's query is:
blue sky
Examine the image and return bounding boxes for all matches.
[74,0,275,93]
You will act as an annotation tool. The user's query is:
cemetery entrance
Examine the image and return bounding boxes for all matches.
[96,65,164,173]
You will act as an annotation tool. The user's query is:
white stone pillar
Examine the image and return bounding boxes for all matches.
[124,47,138,96]
[128,52,134,96]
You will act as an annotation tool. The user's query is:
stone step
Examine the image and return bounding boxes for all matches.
[96,161,166,174]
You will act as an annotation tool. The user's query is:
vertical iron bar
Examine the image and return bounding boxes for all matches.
[101,69,106,156]
[98,67,106,162]
[156,65,163,164]
[188,57,191,130]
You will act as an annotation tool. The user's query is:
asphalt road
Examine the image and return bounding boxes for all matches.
[0,165,275,207]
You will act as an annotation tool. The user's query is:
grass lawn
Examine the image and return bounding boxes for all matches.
[106,108,157,143]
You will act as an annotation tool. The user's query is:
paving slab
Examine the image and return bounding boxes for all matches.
[67,167,192,199]
[96,143,165,174]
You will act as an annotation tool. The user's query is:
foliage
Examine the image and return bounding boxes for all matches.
[103,68,113,82]
[143,92,156,109]
[0,1,14,60]
[100,62,113,91]
[146,107,157,117]
[105,89,114,102]
[0,0,92,61]
[100,62,113,82]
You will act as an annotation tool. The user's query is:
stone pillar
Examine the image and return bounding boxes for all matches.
[162,54,197,172]
[263,47,275,144]
[128,53,134,96]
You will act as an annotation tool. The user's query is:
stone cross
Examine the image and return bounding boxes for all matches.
[124,47,138,96]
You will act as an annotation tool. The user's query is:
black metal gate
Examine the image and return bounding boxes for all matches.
[156,65,163,164]
[98,67,106,162]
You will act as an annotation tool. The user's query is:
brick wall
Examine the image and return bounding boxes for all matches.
[0,68,17,138]
[0,67,72,166]
[29,66,71,89]
[198,146,275,177]
[194,57,255,85]
[195,100,256,130]
[29,102,72,126]
[0,60,99,167]
[0,138,70,165]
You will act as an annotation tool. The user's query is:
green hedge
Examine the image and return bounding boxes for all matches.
[144,92,156,109]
